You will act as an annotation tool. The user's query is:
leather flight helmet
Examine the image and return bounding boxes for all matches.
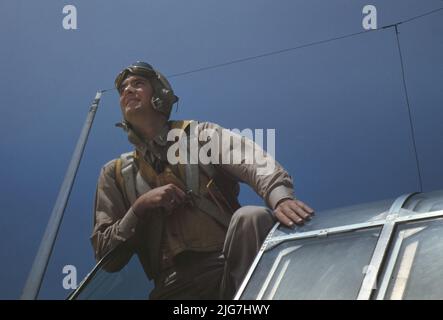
[115,61,179,118]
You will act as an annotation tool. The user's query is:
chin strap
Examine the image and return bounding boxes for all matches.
[115,120,131,132]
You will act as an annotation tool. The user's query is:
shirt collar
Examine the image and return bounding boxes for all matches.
[117,120,170,159]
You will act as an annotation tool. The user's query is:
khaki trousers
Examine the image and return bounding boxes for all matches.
[149,205,275,300]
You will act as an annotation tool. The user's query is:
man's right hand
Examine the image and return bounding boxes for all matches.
[132,183,187,218]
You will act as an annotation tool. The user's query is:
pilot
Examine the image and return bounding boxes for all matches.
[91,61,315,299]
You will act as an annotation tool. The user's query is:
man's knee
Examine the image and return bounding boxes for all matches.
[231,205,275,227]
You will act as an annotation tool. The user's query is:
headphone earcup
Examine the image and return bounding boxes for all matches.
[151,95,163,111]
[161,88,178,104]
[149,71,179,117]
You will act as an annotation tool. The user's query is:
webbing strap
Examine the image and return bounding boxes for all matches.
[136,171,152,195]
[185,121,199,195]
[120,152,137,205]
[184,121,230,228]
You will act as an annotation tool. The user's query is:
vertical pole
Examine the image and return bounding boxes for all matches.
[21,91,103,300]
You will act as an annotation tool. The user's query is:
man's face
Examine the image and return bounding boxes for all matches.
[118,74,154,120]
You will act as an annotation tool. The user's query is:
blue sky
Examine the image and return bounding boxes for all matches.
[0,0,442,299]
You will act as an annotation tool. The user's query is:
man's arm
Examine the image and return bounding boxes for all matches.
[197,122,314,226]
[90,160,141,272]
[91,160,187,272]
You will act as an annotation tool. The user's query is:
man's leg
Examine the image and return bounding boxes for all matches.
[220,205,275,299]
[149,251,225,300]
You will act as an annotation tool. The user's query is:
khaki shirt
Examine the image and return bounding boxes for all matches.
[91,121,295,275]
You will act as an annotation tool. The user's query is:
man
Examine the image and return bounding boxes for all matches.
[91,61,314,300]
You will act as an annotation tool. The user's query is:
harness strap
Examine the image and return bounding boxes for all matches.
[119,152,138,205]
[183,121,230,228]
[114,121,233,229]
[185,122,200,195]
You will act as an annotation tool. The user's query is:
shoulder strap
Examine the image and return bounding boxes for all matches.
[186,121,200,195]
[115,152,138,205]
[170,119,191,131]
[171,120,218,188]
[170,120,200,194]
[115,158,125,196]
[173,120,231,228]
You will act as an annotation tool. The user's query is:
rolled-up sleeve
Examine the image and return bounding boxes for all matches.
[197,122,296,209]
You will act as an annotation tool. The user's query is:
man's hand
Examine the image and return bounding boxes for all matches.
[274,199,314,227]
[132,183,187,218]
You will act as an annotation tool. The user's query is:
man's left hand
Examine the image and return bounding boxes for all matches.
[274,199,315,227]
